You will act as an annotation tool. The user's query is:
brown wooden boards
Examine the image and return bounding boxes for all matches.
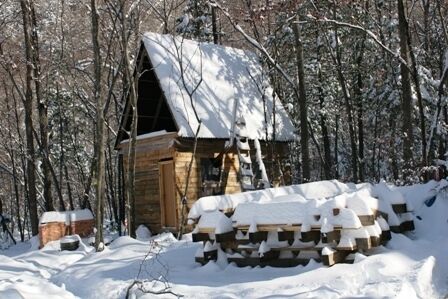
[159,160,177,228]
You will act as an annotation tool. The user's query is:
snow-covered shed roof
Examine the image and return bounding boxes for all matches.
[140,32,296,141]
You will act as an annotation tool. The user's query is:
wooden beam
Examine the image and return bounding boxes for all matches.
[322,250,349,266]
[151,95,164,131]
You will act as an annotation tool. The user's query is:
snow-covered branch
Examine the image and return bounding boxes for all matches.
[210,0,296,90]
[310,16,411,71]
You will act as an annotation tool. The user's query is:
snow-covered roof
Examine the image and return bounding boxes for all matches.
[39,209,93,224]
[142,32,296,141]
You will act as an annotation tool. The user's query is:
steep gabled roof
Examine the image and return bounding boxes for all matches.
[140,32,296,141]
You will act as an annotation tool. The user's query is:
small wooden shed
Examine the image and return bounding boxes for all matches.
[115,33,296,233]
[39,209,94,248]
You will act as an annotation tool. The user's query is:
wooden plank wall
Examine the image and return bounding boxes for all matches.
[119,133,176,232]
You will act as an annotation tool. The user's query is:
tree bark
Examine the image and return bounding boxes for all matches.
[354,37,366,182]
[4,91,25,242]
[316,27,332,179]
[292,16,310,182]
[29,0,54,212]
[333,26,358,182]
[121,0,138,238]
[20,0,39,236]
[211,7,219,44]
[398,0,414,177]
[91,0,106,251]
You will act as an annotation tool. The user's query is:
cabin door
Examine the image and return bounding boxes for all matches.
[159,160,177,228]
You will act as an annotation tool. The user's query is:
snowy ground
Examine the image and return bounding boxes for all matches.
[1,181,447,299]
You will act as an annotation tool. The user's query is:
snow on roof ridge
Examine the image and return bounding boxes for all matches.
[141,32,296,141]
[120,130,173,144]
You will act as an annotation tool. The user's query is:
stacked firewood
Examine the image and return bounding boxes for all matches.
[191,185,414,267]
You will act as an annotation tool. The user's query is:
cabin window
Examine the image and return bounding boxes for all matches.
[200,158,223,197]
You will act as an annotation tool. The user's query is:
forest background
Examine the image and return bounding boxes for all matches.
[0,0,447,247]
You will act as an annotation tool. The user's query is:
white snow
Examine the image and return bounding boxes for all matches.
[321,246,336,255]
[188,179,352,219]
[373,181,406,204]
[135,225,152,241]
[204,241,218,252]
[254,139,270,187]
[215,214,233,234]
[266,231,288,248]
[120,129,169,144]
[142,32,295,141]
[337,235,356,249]
[192,178,415,256]
[345,192,374,215]
[196,210,232,234]
[2,180,448,298]
[60,235,79,244]
[320,217,334,233]
[39,209,93,224]
[258,241,271,256]
[338,208,362,229]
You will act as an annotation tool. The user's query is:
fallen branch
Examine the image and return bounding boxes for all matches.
[125,240,183,298]
[126,280,183,298]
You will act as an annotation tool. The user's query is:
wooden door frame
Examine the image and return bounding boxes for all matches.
[158,159,177,229]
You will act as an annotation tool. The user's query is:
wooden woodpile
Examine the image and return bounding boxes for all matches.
[39,209,94,248]
[191,185,414,267]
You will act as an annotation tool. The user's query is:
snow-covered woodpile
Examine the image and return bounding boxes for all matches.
[39,209,94,248]
[189,180,414,267]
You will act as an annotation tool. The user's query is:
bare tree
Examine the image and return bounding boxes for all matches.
[20,0,39,236]
[398,0,414,178]
[91,0,107,251]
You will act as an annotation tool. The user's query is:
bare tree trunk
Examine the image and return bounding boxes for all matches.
[334,35,358,182]
[405,23,427,166]
[316,28,332,179]
[64,164,75,210]
[81,163,94,210]
[334,115,339,179]
[118,154,125,235]
[211,7,219,44]
[5,92,25,242]
[390,114,399,181]
[20,0,39,236]
[106,142,119,226]
[91,0,106,251]
[327,3,358,182]
[29,0,54,212]
[120,0,138,238]
[398,0,414,177]
[292,16,310,182]
[354,37,366,182]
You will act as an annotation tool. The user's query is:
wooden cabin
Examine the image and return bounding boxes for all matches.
[115,33,296,233]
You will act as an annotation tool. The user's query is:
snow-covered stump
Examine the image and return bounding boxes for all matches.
[60,235,80,251]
